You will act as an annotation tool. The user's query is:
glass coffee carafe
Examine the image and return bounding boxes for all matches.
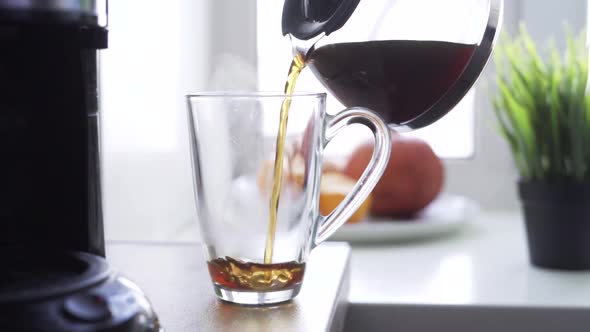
[282,0,503,131]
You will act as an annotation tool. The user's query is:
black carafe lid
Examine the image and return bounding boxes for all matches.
[282,0,360,40]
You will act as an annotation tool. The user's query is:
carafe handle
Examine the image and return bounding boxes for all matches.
[314,107,391,246]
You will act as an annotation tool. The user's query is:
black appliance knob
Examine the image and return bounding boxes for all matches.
[63,293,112,322]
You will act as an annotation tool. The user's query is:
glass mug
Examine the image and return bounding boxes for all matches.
[187,92,391,305]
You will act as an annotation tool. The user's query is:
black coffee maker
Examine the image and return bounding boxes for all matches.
[0,2,160,331]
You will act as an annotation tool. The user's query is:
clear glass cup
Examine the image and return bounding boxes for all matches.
[186,92,391,305]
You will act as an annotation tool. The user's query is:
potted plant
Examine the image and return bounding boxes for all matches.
[492,26,590,270]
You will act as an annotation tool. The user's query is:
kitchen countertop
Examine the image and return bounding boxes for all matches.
[106,211,590,331]
[106,242,351,332]
[343,211,590,332]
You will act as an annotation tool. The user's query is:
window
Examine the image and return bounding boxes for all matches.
[98,0,588,242]
[100,0,208,241]
[256,0,480,159]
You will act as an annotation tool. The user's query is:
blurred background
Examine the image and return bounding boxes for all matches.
[100,0,588,241]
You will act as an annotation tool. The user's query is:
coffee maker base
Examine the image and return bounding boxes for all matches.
[0,250,162,332]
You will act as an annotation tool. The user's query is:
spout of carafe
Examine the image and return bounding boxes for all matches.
[282,0,360,40]
[289,33,324,60]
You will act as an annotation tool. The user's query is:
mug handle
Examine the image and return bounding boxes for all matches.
[314,107,392,246]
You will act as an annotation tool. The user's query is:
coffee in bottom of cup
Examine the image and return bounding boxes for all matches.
[207,257,305,292]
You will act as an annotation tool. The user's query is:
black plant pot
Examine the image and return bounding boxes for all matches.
[518,181,590,270]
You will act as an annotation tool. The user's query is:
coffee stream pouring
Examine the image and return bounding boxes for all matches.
[282,0,504,131]
[262,0,504,268]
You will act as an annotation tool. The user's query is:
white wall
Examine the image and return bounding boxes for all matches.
[101,0,588,241]
[101,0,212,241]
[444,0,587,211]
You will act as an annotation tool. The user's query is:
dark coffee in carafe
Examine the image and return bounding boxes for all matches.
[308,40,476,125]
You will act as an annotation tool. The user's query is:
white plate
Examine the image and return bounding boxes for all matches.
[328,194,479,243]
